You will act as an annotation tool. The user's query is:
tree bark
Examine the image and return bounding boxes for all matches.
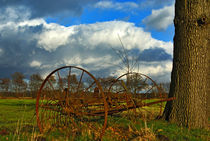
[162,0,209,129]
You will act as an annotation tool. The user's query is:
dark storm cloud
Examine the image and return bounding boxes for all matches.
[0,0,97,18]
[138,48,172,61]
[128,47,172,62]
[20,24,44,33]
[0,27,37,78]
[0,24,59,78]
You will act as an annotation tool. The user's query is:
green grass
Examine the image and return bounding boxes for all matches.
[0,99,36,130]
[0,99,38,141]
[148,120,209,141]
[0,99,209,141]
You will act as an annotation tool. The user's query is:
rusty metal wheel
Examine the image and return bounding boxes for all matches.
[36,66,108,139]
[104,72,166,140]
[107,72,165,119]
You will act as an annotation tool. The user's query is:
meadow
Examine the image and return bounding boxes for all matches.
[0,98,209,141]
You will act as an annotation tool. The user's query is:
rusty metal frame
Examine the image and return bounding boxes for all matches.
[108,72,165,115]
[36,66,175,140]
[36,66,108,139]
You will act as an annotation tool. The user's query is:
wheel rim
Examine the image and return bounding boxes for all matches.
[108,72,164,118]
[36,66,108,139]
[105,72,165,139]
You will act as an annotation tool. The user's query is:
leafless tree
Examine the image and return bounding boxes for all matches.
[29,73,43,98]
[111,34,139,74]
[0,78,10,92]
[11,72,27,96]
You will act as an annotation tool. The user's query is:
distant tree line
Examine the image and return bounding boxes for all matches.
[0,72,170,98]
[0,72,43,98]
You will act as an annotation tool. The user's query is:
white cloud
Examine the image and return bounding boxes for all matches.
[30,60,42,67]
[63,56,83,66]
[142,4,174,31]
[0,10,173,82]
[18,18,45,27]
[94,1,138,10]
[36,23,74,52]
[29,20,173,55]
[114,60,172,82]
[83,55,111,64]
[72,21,173,55]
[139,61,172,76]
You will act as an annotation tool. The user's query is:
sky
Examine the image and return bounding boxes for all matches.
[0,0,175,83]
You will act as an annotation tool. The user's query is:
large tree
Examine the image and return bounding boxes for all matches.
[163,0,209,129]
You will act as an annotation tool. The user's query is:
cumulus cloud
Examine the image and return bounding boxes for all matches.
[113,60,172,82]
[140,61,172,77]
[94,1,138,10]
[30,60,42,67]
[0,0,97,18]
[0,7,173,82]
[142,4,174,31]
[36,23,74,52]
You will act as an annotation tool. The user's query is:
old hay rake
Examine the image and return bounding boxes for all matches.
[36,66,175,139]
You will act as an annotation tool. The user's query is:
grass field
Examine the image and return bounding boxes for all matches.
[0,98,209,141]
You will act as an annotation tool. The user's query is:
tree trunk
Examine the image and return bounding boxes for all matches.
[162,0,209,129]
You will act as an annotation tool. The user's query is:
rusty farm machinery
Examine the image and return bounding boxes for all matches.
[36,66,175,140]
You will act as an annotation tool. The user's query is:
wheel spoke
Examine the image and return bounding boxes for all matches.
[57,70,64,91]
[77,70,84,93]
[47,79,55,91]
[68,67,71,92]
[85,81,96,91]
